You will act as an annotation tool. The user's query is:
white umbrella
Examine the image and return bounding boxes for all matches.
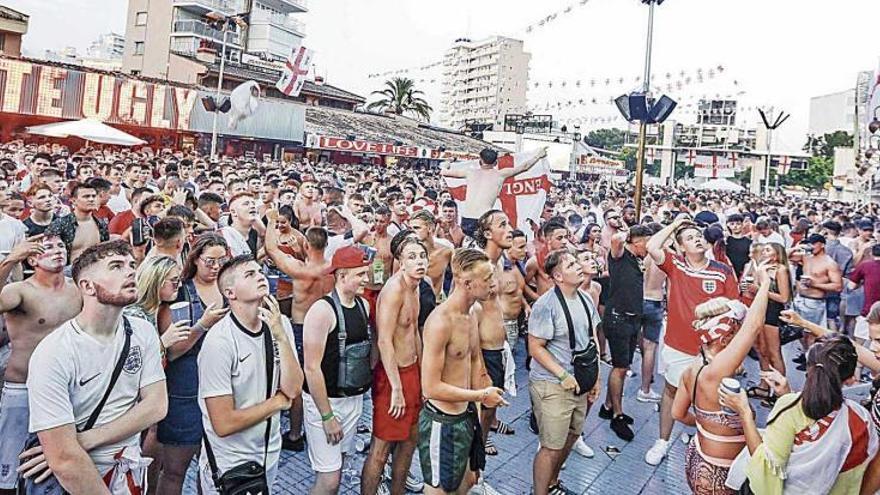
[26,118,146,146]
[697,178,744,192]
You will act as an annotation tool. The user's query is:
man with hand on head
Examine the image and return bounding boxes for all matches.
[197,255,303,494]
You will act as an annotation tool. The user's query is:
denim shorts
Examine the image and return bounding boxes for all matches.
[826,293,841,321]
[641,300,664,343]
[794,295,827,327]
[157,395,203,446]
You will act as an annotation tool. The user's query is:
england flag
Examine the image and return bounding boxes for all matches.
[276,45,313,97]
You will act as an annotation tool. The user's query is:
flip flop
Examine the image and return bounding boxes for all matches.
[490,420,515,435]
[485,438,498,456]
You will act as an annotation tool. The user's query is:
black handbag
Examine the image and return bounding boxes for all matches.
[203,325,275,495]
[17,317,134,495]
[554,286,599,395]
[778,322,804,346]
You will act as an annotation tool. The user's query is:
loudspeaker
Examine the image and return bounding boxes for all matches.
[615,94,633,122]
[647,95,677,124]
[628,93,649,122]
[217,98,231,113]
[201,96,217,112]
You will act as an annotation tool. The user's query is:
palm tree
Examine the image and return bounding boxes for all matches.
[366,77,433,121]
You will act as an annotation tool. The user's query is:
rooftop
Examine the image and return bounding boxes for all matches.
[0,5,28,22]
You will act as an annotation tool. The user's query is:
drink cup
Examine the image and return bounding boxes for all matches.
[720,377,741,415]
[169,302,190,325]
[801,276,813,288]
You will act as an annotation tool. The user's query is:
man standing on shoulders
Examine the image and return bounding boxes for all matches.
[362,237,428,495]
[24,241,167,494]
[302,247,374,495]
[643,217,739,466]
[0,232,81,495]
[440,148,547,238]
[598,224,651,442]
[528,249,601,495]
[419,248,506,495]
[198,255,303,493]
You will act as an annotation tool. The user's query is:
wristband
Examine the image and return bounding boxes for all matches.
[321,411,335,422]
[558,371,570,382]
[191,322,207,333]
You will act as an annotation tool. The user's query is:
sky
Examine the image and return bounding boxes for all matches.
[8,0,880,153]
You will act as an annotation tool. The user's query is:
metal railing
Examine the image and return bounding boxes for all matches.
[172,0,238,14]
[250,10,305,35]
[172,20,241,45]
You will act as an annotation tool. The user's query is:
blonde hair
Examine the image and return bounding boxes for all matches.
[135,255,179,316]
[692,297,734,329]
[451,248,489,278]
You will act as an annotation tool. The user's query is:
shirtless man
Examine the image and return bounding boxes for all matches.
[0,232,82,494]
[472,210,517,452]
[49,182,109,264]
[361,237,428,495]
[265,211,333,451]
[419,248,506,495]
[440,148,547,238]
[294,177,323,229]
[639,228,667,403]
[791,233,843,351]
[435,200,465,248]
[408,210,453,299]
[525,220,571,297]
[499,234,530,353]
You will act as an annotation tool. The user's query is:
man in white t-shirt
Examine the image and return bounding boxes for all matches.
[221,193,260,257]
[23,240,167,494]
[198,255,303,493]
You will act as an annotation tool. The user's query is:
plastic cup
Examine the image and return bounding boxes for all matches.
[169,302,190,325]
[720,377,741,415]
[267,275,279,295]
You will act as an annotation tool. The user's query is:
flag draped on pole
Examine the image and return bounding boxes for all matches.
[276,45,313,97]
[443,150,553,239]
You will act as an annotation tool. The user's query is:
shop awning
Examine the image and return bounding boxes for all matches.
[26,118,147,146]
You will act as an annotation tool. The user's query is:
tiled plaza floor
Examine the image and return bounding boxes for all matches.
[184,333,870,494]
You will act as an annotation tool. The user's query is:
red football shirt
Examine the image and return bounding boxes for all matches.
[108,210,135,236]
[659,252,739,355]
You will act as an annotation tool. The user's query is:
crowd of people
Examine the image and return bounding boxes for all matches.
[2,139,880,495]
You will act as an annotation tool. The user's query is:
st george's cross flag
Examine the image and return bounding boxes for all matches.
[443,149,553,239]
[276,45,313,97]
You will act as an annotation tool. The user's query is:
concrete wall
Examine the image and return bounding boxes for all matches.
[809,89,855,136]
[122,0,173,79]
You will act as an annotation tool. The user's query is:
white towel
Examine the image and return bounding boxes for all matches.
[502,341,516,397]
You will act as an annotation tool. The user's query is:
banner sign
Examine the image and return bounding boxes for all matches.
[694,153,737,178]
[306,134,478,161]
[0,58,199,130]
[575,155,628,176]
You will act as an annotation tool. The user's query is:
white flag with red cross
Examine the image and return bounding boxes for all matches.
[443,150,553,239]
[776,156,792,175]
[276,45,313,97]
[694,153,735,178]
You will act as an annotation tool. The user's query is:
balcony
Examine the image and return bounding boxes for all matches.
[173,0,240,15]
[250,10,305,37]
[255,0,308,14]
[172,20,242,45]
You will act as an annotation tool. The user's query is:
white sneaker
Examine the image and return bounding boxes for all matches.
[573,436,595,458]
[376,482,391,495]
[681,433,691,445]
[644,439,669,466]
[469,480,502,495]
[637,389,662,403]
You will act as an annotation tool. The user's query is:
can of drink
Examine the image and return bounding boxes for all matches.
[266,274,279,295]
[720,377,741,415]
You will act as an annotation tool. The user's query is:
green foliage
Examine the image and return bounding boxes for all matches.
[585,128,627,151]
[803,131,853,159]
[366,78,433,121]
[781,156,833,191]
[619,147,637,172]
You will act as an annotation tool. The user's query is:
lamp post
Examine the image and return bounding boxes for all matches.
[615,0,675,222]
[210,23,230,159]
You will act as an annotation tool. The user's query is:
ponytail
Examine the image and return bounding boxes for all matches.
[801,336,857,420]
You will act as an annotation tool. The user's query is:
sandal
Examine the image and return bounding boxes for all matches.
[485,438,498,456]
[490,420,515,435]
[747,386,771,400]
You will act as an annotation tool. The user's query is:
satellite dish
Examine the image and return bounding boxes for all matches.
[227,81,260,130]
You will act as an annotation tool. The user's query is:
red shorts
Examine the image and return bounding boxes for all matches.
[362,288,380,329]
[372,362,422,442]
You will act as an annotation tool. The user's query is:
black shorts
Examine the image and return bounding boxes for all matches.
[604,310,640,368]
[482,349,505,390]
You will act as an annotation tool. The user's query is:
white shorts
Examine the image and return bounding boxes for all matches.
[199,460,278,494]
[855,316,870,341]
[0,382,29,489]
[658,345,698,389]
[302,392,364,473]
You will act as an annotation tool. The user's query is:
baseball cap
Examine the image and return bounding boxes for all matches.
[325,246,371,275]
[806,233,826,245]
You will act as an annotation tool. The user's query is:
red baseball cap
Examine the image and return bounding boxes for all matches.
[325,246,371,274]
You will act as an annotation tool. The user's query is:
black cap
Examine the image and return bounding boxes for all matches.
[806,233,826,245]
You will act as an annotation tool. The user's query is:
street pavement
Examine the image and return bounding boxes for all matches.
[184,331,872,494]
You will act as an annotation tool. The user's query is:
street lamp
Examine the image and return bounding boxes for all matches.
[615,0,676,222]
[206,12,248,159]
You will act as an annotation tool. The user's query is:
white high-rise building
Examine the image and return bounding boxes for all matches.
[809,89,856,136]
[439,36,530,131]
[87,32,125,60]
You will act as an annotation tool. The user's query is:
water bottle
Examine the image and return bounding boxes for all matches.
[371,258,385,285]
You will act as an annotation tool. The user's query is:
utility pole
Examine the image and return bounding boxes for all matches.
[210,23,229,159]
[758,107,790,197]
[633,0,656,222]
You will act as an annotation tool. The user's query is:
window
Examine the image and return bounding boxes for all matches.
[135,12,148,25]
[0,33,5,52]
[134,42,145,55]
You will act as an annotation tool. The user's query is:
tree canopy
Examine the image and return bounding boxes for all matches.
[366,78,433,122]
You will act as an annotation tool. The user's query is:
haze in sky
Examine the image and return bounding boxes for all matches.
[8,0,880,153]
